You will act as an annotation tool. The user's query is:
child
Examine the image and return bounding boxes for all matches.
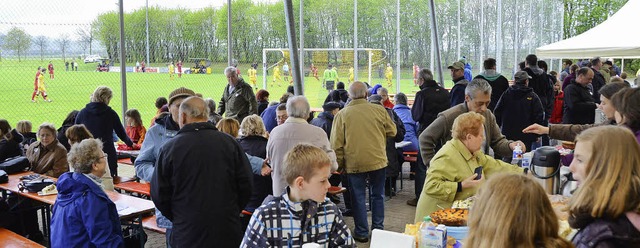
[550,80,564,124]
[240,144,354,247]
[124,109,146,145]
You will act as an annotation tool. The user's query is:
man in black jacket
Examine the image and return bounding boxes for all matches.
[475,58,509,111]
[563,67,596,124]
[152,96,253,248]
[407,68,450,206]
[590,57,607,104]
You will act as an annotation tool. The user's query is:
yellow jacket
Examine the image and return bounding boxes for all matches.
[330,99,396,174]
[414,138,524,222]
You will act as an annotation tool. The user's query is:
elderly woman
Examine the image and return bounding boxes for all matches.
[66,124,114,191]
[75,86,133,177]
[50,138,123,247]
[414,112,524,222]
[256,89,270,116]
[205,98,223,125]
[25,123,68,177]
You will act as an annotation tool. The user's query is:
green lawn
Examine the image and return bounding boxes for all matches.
[0,59,453,130]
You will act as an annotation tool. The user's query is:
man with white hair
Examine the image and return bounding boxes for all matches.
[217,66,258,123]
[330,81,397,242]
[152,96,253,247]
[267,95,338,195]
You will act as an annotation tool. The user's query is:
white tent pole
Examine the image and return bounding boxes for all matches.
[621,59,625,74]
[496,0,503,73]
[354,0,358,81]
[396,0,401,93]
[479,0,484,70]
[262,50,267,89]
[300,0,304,87]
[368,51,372,85]
[456,0,461,59]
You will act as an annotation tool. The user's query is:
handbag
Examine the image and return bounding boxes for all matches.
[0,170,7,184]
[0,156,30,174]
[19,177,55,193]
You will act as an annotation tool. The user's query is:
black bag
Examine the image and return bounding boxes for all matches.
[18,178,54,193]
[0,156,29,174]
[0,170,7,184]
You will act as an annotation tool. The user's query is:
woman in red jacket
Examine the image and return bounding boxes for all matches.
[550,80,564,124]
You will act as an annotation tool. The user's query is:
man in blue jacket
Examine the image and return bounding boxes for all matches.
[448,61,469,107]
[135,86,195,247]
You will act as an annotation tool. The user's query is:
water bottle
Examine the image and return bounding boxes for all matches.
[420,216,437,248]
[512,143,523,165]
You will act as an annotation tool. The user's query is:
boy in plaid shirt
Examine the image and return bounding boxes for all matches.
[241,144,355,247]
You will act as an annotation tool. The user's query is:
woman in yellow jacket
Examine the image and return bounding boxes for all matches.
[414,112,524,222]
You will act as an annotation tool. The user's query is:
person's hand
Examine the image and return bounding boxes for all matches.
[509,141,527,152]
[261,158,272,176]
[522,124,549,135]
[461,174,483,189]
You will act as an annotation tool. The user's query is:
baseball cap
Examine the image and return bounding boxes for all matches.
[447,61,465,70]
[322,102,342,111]
[168,87,196,105]
[514,71,532,82]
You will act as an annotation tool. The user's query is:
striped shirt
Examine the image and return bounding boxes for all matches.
[240,191,355,248]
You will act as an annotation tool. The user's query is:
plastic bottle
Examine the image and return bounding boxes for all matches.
[420,216,437,248]
[512,143,523,165]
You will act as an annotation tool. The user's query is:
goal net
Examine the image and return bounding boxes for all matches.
[261,48,387,90]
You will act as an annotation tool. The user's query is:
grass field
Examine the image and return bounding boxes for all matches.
[0,59,454,129]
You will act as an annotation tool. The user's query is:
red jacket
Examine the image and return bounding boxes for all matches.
[550,91,564,124]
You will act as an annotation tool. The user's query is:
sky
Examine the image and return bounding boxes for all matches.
[0,0,234,39]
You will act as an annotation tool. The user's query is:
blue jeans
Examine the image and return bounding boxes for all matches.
[347,167,386,237]
[414,152,426,199]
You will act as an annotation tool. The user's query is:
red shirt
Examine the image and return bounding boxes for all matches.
[383,99,395,109]
[550,91,564,124]
[48,64,54,73]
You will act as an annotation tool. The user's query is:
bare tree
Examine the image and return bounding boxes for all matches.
[33,36,48,61]
[76,24,95,55]
[56,34,71,61]
[2,27,31,62]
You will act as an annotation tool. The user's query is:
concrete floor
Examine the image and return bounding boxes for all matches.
[117,162,418,248]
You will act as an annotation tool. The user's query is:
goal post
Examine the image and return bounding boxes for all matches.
[262,48,387,91]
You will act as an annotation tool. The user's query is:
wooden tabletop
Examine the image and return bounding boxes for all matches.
[0,228,44,248]
[0,172,154,219]
[114,181,151,197]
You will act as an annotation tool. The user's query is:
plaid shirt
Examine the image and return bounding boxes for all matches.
[240,191,355,248]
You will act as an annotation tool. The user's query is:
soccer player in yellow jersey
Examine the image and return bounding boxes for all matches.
[272,66,282,87]
[36,68,51,102]
[248,66,258,89]
[348,66,354,85]
[168,62,175,80]
[385,63,393,87]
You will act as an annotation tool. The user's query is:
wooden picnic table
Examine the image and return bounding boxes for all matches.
[0,228,44,248]
[115,181,151,198]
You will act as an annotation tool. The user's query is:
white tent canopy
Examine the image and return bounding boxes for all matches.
[536,0,640,59]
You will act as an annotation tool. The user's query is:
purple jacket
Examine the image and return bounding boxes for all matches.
[572,213,640,248]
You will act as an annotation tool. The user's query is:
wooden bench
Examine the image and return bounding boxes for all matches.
[328,186,347,195]
[0,228,45,248]
[113,175,137,185]
[403,151,418,163]
[114,181,151,198]
[142,215,166,234]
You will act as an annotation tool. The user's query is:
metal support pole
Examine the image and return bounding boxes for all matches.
[479,0,484,69]
[514,0,520,76]
[368,51,372,85]
[354,0,358,81]
[145,0,150,65]
[428,0,444,87]
[396,0,400,93]
[300,0,304,86]
[456,0,461,59]
[118,0,128,123]
[227,0,232,66]
[284,0,303,95]
[496,0,503,72]
[262,50,267,89]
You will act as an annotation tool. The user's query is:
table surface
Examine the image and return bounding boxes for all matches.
[0,228,44,248]
[0,172,154,219]
[114,181,151,197]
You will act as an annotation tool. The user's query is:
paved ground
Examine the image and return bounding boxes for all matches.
[117,162,418,248]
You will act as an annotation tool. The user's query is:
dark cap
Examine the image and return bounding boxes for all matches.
[168,87,196,105]
[322,102,342,111]
[514,71,532,82]
[447,61,465,70]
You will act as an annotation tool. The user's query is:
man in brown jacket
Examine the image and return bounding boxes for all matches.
[419,78,526,175]
[330,81,396,243]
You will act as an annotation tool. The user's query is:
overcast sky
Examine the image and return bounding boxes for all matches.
[0,0,234,39]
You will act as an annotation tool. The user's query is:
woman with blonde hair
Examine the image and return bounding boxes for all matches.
[414,112,524,222]
[568,125,640,247]
[466,173,574,248]
[216,117,240,138]
[75,86,133,177]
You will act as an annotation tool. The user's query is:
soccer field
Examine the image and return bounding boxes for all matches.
[0,59,451,129]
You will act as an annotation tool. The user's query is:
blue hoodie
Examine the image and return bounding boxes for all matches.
[392,104,419,152]
[51,172,123,248]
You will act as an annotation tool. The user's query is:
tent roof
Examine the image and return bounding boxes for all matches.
[536,0,640,59]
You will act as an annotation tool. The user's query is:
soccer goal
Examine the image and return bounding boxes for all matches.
[261,48,387,89]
